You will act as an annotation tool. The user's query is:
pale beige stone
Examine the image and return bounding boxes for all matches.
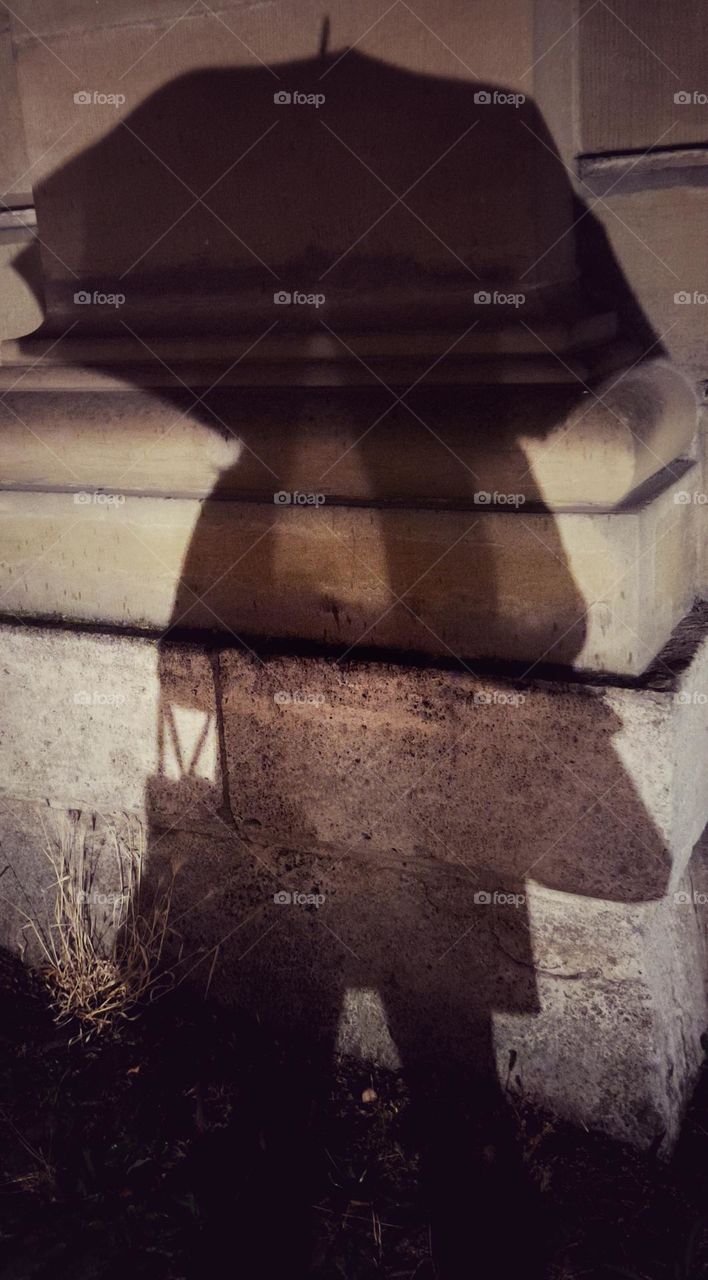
[0,233,45,339]
[0,462,700,674]
[581,187,708,383]
[0,357,696,507]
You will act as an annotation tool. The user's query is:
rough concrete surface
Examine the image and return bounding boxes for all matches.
[0,360,697,507]
[0,615,706,1149]
[0,460,700,675]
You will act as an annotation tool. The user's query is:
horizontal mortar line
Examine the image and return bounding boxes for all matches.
[0,458,694,514]
[0,348,600,365]
[0,604,704,692]
[578,146,708,194]
[0,205,36,224]
[579,142,708,164]
[8,0,269,44]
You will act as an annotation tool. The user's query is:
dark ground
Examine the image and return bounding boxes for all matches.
[1,949,707,1280]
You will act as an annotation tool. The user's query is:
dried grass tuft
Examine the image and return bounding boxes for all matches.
[20,809,181,1038]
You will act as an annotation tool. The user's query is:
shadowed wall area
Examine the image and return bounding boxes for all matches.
[4,33,695,1280]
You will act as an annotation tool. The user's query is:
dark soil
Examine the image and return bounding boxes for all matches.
[1,950,707,1280]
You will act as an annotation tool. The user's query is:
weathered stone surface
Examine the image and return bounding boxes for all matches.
[0,21,31,206]
[138,824,708,1148]
[0,617,706,1149]
[0,625,224,823]
[2,789,705,1151]
[0,232,45,340]
[0,607,706,897]
[216,619,708,899]
[0,358,697,507]
[700,409,708,597]
[582,185,708,383]
[494,873,708,1150]
[0,800,142,962]
[0,461,701,674]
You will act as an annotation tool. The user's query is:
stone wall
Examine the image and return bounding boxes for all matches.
[1,614,707,1149]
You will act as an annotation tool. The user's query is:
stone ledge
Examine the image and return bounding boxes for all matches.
[0,357,698,508]
[0,460,700,673]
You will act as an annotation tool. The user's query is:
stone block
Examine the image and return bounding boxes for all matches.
[579,185,708,384]
[0,624,224,823]
[0,461,700,673]
[0,357,697,507]
[0,616,705,1150]
[217,608,708,899]
[119,818,708,1149]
